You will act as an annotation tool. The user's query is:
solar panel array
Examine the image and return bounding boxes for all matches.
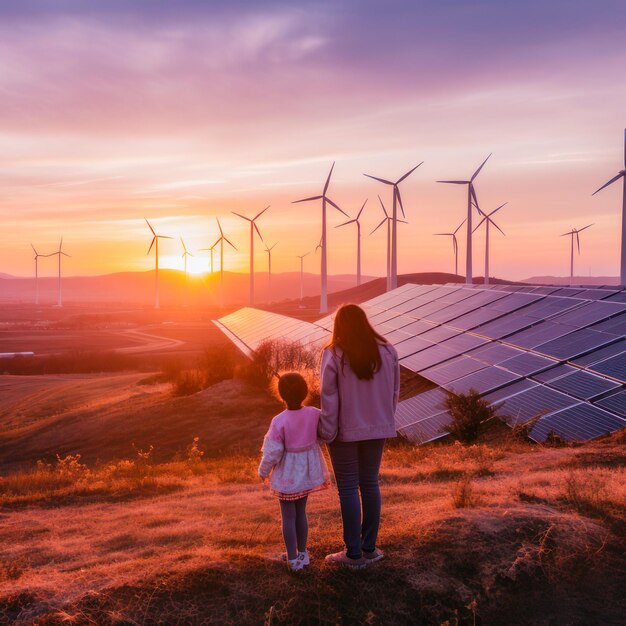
[216,281,626,446]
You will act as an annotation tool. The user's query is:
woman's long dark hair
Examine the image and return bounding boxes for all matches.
[327,304,388,380]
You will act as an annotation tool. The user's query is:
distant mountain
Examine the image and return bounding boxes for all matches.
[0,270,378,306]
[522,276,620,286]
[0,272,15,280]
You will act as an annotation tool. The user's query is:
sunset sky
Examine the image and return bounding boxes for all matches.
[2,0,625,281]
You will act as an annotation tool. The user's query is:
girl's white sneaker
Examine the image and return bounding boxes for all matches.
[288,557,305,571]
[298,550,310,566]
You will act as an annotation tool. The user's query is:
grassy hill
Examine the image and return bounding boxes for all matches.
[1,374,625,625]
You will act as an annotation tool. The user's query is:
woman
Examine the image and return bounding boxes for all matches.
[318,303,400,568]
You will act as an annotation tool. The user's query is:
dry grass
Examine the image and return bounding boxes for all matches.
[0,433,624,625]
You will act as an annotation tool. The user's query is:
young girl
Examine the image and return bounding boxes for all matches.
[258,372,330,571]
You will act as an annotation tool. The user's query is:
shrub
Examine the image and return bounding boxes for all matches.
[442,389,501,443]
[451,475,478,508]
[172,369,206,396]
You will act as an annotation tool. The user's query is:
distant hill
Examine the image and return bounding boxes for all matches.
[0,272,15,280]
[522,276,620,286]
[0,270,377,307]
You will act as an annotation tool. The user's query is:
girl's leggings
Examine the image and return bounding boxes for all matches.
[279,496,308,560]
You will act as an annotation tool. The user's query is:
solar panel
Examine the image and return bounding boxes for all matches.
[419,325,461,342]
[529,404,626,443]
[440,333,489,353]
[517,296,582,320]
[549,301,625,327]
[400,343,459,372]
[421,356,487,386]
[588,352,626,383]
[397,412,452,444]
[494,385,578,426]
[504,321,577,350]
[394,335,434,359]
[575,289,619,300]
[474,313,536,339]
[532,363,578,383]
[549,287,586,298]
[383,329,414,345]
[499,352,558,376]
[368,309,403,324]
[378,314,417,331]
[447,307,509,331]
[401,320,436,335]
[547,370,621,400]
[589,312,626,336]
[528,286,562,295]
[394,388,449,428]
[534,329,617,360]
[595,391,626,417]
[467,342,525,365]
[488,292,542,312]
[605,291,626,303]
[444,366,521,396]
[482,378,539,403]
[571,340,626,366]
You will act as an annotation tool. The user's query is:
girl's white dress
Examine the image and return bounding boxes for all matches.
[258,406,330,500]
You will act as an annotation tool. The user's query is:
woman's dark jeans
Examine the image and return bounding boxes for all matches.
[328,438,385,560]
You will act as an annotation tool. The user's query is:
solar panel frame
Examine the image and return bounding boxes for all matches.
[504,320,578,349]
[443,366,521,396]
[588,352,626,383]
[394,388,449,428]
[394,336,434,359]
[548,301,625,327]
[400,343,459,372]
[571,340,626,366]
[421,356,488,386]
[466,342,525,365]
[534,329,617,360]
[397,412,452,444]
[498,352,558,376]
[531,363,578,382]
[589,313,626,336]
[473,312,537,339]
[494,385,579,426]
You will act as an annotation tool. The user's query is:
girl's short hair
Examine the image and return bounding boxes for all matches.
[277,372,308,408]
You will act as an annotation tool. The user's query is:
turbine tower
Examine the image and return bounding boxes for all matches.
[31,244,51,305]
[473,203,507,285]
[293,163,347,314]
[434,218,466,277]
[364,162,422,290]
[264,241,278,303]
[145,218,172,310]
[437,154,491,285]
[297,252,310,308]
[180,236,194,306]
[232,206,269,306]
[561,224,593,285]
[49,238,70,308]
[370,195,407,290]
[215,218,237,308]
[592,129,626,285]
[336,199,367,286]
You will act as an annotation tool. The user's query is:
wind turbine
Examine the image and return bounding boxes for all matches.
[297,252,310,308]
[592,129,626,285]
[293,163,348,314]
[364,162,422,290]
[49,238,70,308]
[215,217,237,308]
[199,238,220,273]
[31,244,51,305]
[180,236,194,307]
[437,154,491,285]
[370,195,407,290]
[232,206,269,306]
[145,218,172,310]
[336,199,367,286]
[473,203,506,285]
[434,218,466,277]
[264,241,278,303]
[561,224,593,285]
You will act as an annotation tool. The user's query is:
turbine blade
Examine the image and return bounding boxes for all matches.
[232,211,251,221]
[254,222,263,241]
[180,236,187,252]
[356,198,367,219]
[396,161,423,184]
[470,185,482,215]
[364,173,393,185]
[560,231,575,237]
[393,187,406,219]
[471,153,492,181]
[454,218,467,234]
[147,236,156,255]
[336,219,356,228]
[472,217,486,233]
[31,243,37,255]
[224,236,237,250]
[397,219,409,224]
[370,218,387,235]
[576,232,581,254]
[436,180,469,185]
[323,162,335,195]
[254,205,270,221]
[578,223,594,232]
[453,235,458,254]
[292,195,323,204]
[592,172,623,195]
[326,196,349,216]
[159,236,174,240]
[145,218,156,236]
[490,202,507,217]
[216,217,224,235]
[491,219,506,236]
[434,233,453,236]
[377,195,388,217]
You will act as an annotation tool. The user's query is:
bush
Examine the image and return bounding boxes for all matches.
[443,389,501,443]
